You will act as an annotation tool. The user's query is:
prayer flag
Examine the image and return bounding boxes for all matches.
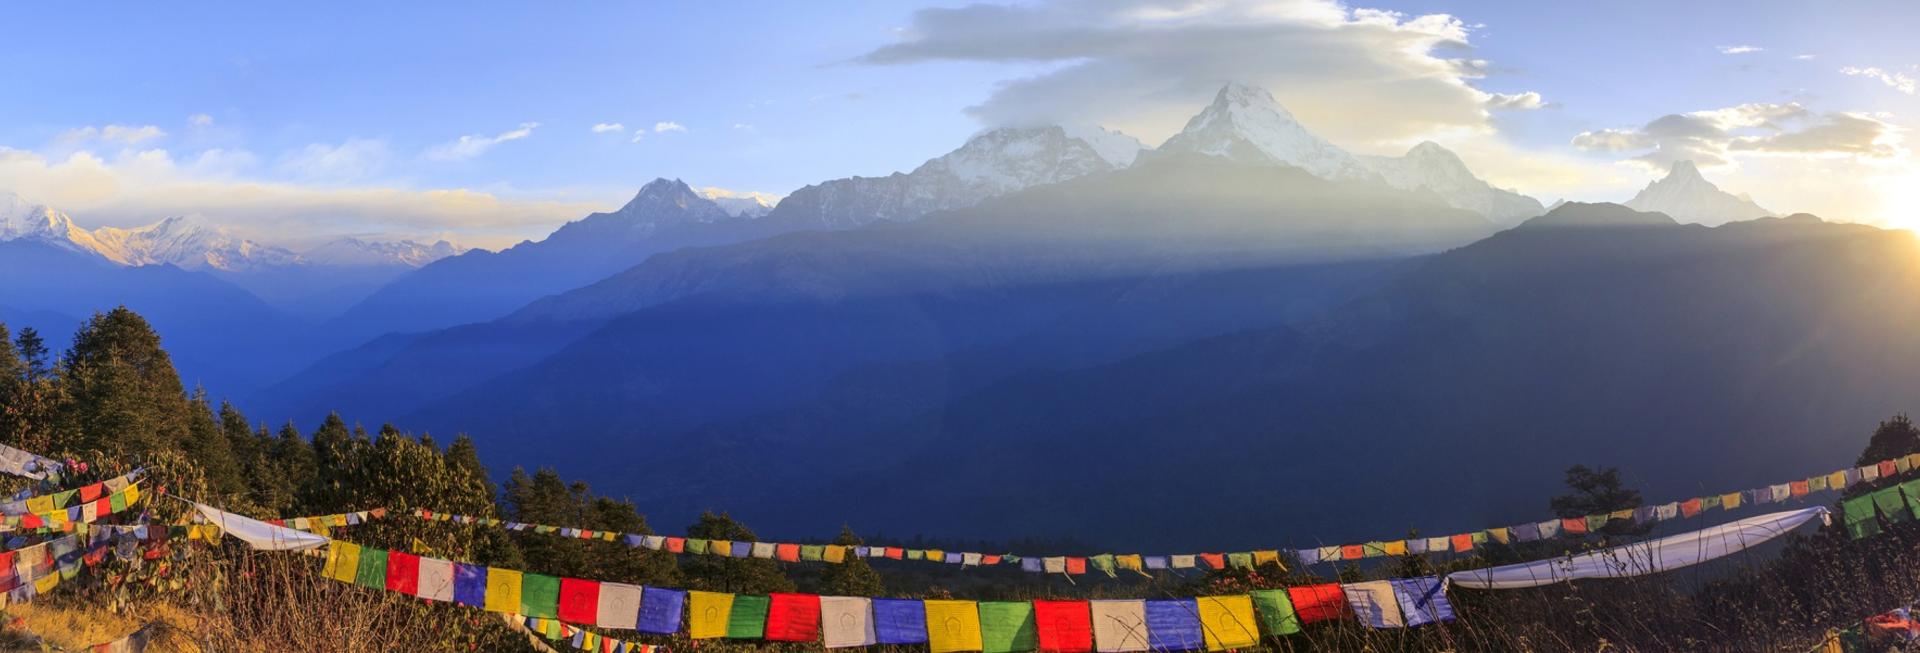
[821,596,876,648]
[1426,536,1450,552]
[1090,600,1149,653]
[484,568,522,614]
[1023,558,1044,573]
[638,587,686,635]
[1227,552,1252,569]
[1450,534,1473,552]
[385,550,420,595]
[1722,492,1742,510]
[598,583,643,630]
[752,542,776,559]
[1249,589,1300,636]
[454,563,487,607]
[1681,498,1702,518]
[1171,555,1196,569]
[1791,481,1810,498]
[1383,541,1407,556]
[1288,584,1348,624]
[1864,465,1882,483]
[926,600,984,653]
[1315,546,1340,563]
[522,573,560,619]
[1196,595,1258,651]
[1489,528,1511,545]
[1067,557,1088,575]
[803,545,825,562]
[1902,480,1920,520]
[980,601,1038,653]
[354,547,387,590]
[1045,557,1067,573]
[558,578,602,625]
[1561,518,1587,535]
[1090,554,1116,576]
[1843,495,1873,541]
[1829,471,1848,491]
[766,593,821,642]
[1033,600,1093,653]
[1344,581,1405,628]
[1586,514,1608,532]
[689,591,734,639]
[1198,553,1225,570]
[1252,550,1281,568]
[1117,554,1146,574]
[1771,484,1792,503]
[1391,577,1454,626]
[1145,555,1169,570]
[1881,461,1898,479]
[776,543,801,562]
[1874,487,1911,523]
[827,546,849,563]
[875,598,929,644]
[1145,599,1203,652]
[728,594,771,639]
[730,541,752,558]
[324,541,360,583]
[1339,545,1364,560]
[1408,539,1428,554]
[1809,476,1828,492]
[417,557,454,603]
[1512,522,1541,542]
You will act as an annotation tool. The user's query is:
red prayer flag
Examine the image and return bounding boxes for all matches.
[765,593,821,642]
[1791,481,1810,498]
[1288,584,1348,624]
[386,551,420,595]
[1198,553,1225,570]
[21,514,41,530]
[777,543,802,562]
[1450,534,1473,552]
[983,555,1002,566]
[1561,518,1588,535]
[1066,557,1088,575]
[665,538,685,553]
[1339,544,1363,560]
[558,578,602,624]
[1033,600,1093,653]
[94,498,110,517]
[885,547,904,560]
[1680,498,1702,518]
[1881,461,1898,479]
[78,483,102,503]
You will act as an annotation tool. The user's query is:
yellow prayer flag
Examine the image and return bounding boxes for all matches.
[1382,541,1407,556]
[1829,471,1848,490]
[927,549,945,562]
[1907,453,1920,470]
[1117,554,1145,572]
[325,542,360,582]
[25,496,52,515]
[47,510,67,528]
[1197,595,1259,651]
[824,545,846,563]
[1722,492,1742,509]
[1252,550,1281,568]
[1489,528,1511,544]
[1609,509,1633,520]
[689,591,736,639]
[712,540,733,556]
[34,572,57,593]
[124,484,140,506]
[484,568,522,614]
[925,600,983,653]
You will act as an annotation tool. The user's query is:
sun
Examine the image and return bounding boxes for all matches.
[1876,170,1920,233]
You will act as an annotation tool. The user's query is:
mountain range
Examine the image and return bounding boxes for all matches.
[6,82,1876,547]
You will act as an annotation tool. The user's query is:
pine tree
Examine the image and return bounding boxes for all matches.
[817,525,884,596]
[681,512,795,593]
[1856,413,1920,467]
[183,389,245,499]
[303,413,357,510]
[58,308,192,457]
[4,327,61,452]
[271,422,317,509]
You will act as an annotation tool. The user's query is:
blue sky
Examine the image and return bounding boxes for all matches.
[2,1,1915,247]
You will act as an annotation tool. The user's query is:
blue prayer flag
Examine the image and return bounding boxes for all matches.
[731,541,752,557]
[638,587,686,635]
[453,563,487,608]
[1145,599,1203,651]
[1144,556,1169,570]
[874,598,929,644]
[1021,558,1043,573]
[1391,577,1454,627]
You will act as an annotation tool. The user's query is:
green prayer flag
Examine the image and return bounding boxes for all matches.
[521,573,560,619]
[354,548,387,589]
[1901,480,1920,520]
[687,539,709,555]
[907,549,925,561]
[1227,552,1253,569]
[801,544,824,561]
[52,491,73,508]
[1701,494,1722,510]
[1250,589,1301,636]
[108,492,126,513]
[1873,487,1911,523]
[979,601,1038,653]
[727,594,770,638]
[1470,531,1488,544]
[1090,553,1118,578]
[1844,494,1882,540]
[1362,542,1387,558]
[1586,514,1609,531]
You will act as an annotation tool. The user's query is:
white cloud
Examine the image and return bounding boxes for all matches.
[425,122,539,161]
[1485,91,1545,111]
[1841,66,1917,95]
[1572,102,1899,170]
[630,132,646,143]
[591,123,626,133]
[1793,54,1818,61]
[188,114,215,127]
[55,124,167,147]
[857,0,1539,149]
[732,123,756,131]
[1717,45,1763,55]
[653,121,687,133]
[278,138,391,182]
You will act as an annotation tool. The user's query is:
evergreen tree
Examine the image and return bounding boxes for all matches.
[3,327,61,452]
[681,512,795,593]
[1856,413,1920,467]
[817,525,884,596]
[303,413,358,510]
[219,401,257,464]
[1549,464,1648,537]
[58,308,192,457]
[183,389,245,499]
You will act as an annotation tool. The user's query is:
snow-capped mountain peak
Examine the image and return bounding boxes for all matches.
[616,178,736,224]
[1156,83,1377,181]
[696,187,779,218]
[1624,160,1773,224]
[1358,141,1545,225]
[89,214,300,270]
[302,237,466,268]
[1061,124,1148,168]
